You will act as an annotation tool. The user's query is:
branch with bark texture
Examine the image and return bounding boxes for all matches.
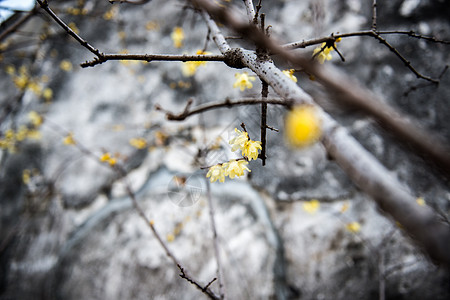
[191,0,450,266]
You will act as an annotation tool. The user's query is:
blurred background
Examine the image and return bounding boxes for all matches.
[0,0,449,299]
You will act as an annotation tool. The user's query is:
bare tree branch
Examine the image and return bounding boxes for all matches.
[155,97,290,121]
[81,53,225,68]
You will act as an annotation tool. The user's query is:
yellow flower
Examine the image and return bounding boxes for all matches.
[181,50,211,77]
[340,201,350,213]
[129,137,147,149]
[302,199,320,214]
[100,152,117,166]
[285,105,322,148]
[103,6,118,20]
[346,222,361,233]
[5,65,15,75]
[22,169,31,184]
[43,88,53,101]
[242,140,262,161]
[60,60,73,72]
[233,72,256,91]
[166,233,175,242]
[171,26,184,48]
[229,128,249,152]
[63,133,76,145]
[206,164,226,183]
[282,69,297,82]
[223,159,250,179]
[28,111,43,127]
[416,197,426,206]
[313,42,333,64]
[68,22,79,35]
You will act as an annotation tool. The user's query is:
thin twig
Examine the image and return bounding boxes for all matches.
[371,33,438,83]
[371,0,377,31]
[260,81,268,165]
[155,97,290,121]
[81,53,226,67]
[36,0,104,58]
[206,180,226,299]
[282,30,450,50]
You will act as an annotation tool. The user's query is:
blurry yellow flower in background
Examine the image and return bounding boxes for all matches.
[129,137,147,149]
[282,69,297,82]
[346,222,361,233]
[302,199,320,214]
[63,132,76,145]
[171,26,184,48]
[181,50,212,77]
[28,111,43,127]
[100,152,117,166]
[60,60,73,72]
[285,105,322,148]
[233,72,256,91]
[416,197,426,206]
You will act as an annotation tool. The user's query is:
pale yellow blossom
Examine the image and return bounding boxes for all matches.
[229,128,248,152]
[312,42,335,64]
[223,159,250,179]
[282,69,298,82]
[242,140,262,161]
[233,72,256,91]
[302,199,320,214]
[206,164,226,183]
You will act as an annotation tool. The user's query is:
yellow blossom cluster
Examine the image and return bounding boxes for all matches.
[312,38,341,64]
[206,159,250,183]
[229,128,262,161]
[181,50,212,77]
[206,128,262,183]
[233,72,256,91]
[0,111,43,153]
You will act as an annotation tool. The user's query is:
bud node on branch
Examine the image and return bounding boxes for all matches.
[223,48,246,69]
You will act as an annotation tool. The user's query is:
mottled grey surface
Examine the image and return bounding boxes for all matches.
[0,0,449,299]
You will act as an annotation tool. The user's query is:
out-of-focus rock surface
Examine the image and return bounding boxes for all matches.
[0,0,449,299]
